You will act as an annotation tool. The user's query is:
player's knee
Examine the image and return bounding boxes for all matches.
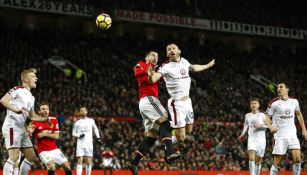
[176,135,185,142]
[62,163,71,171]
[293,157,301,163]
[46,161,56,170]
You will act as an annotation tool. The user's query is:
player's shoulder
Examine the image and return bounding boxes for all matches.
[268,97,279,107]
[8,86,25,93]
[134,61,146,68]
[49,116,58,122]
[288,97,299,102]
[159,60,171,68]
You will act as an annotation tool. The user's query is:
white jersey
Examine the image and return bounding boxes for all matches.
[158,57,191,100]
[3,86,35,128]
[72,117,100,148]
[244,112,266,141]
[266,97,300,139]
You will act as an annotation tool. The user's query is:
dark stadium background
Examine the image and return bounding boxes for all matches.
[0,0,306,174]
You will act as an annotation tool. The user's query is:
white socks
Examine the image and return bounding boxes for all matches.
[255,164,262,175]
[270,164,278,175]
[86,164,92,175]
[3,159,15,175]
[293,163,301,175]
[76,164,83,175]
[20,159,32,175]
[249,161,256,175]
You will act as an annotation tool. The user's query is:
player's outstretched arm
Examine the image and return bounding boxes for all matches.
[190,59,215,72]
[295,111,307,140]
[147,65,162,83]
[29,110,48,122]
[0,93,23,114]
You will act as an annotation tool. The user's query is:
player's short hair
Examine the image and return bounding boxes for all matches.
[166,43,179,49]
[276,81,289,89]
[80,106,87,110]
[145,50,158,58]
[39,102,49,108]
[21,68,37,82]
[249,97,260,103]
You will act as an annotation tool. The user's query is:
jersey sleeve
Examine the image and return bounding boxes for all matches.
[52,118,60,132]
[295,99,301,112]
[8,87,19,98]
[183,58,191,68]
[157,64,167,76]
[134,63,147,77]
[266,104,274,117]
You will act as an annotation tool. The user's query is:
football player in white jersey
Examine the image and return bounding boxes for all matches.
[238,98,267,175]
[265,82,307,175]
[1,68,47,175]
[73,106,101,175]
[147,43,215,154]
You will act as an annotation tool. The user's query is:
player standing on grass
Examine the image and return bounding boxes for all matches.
[147,44,215,154]
[1,68,48,175]
[27,103,73,175]
[265,82,307,175]
[73,106,101,175]
[238,98,267,175]
[127,51,182,175]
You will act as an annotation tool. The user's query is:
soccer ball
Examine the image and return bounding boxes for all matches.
[96,13,112,30]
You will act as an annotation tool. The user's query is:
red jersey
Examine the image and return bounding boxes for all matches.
[31,117,59,154]
[134,61,159,99]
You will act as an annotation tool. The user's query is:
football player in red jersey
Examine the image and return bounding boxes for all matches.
[28,103,73,175]
[127,51,182,175]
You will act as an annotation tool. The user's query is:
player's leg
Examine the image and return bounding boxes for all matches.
[248,150,256,175]
[46,161,56,175]
[20,147,36,175]
[289,136,301,175]
[13,152,21,175]
[255,155,263,175]
[2,125,22,175]
[291,149,301,175]
[51,149,72,175]
[76,155,84,175]
[38,151,56,175]
[270,138,287,175]
[85,156,93,175]
[4,149,21,175]
[255,142,265,175]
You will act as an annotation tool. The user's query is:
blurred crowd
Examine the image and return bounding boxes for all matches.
[0,24,306,171]
[95,0,307,29]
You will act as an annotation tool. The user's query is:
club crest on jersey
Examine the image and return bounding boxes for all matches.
[285,109,291,115]
[180,69,186,75]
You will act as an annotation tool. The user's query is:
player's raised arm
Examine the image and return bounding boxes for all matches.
[0,93,24,114]
[190,59,215,72]
[147,65,162,83]
[295,111,307,140]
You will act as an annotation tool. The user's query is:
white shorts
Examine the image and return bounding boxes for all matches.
[39,149,68,167]
[168,98,194,128]
[76,146,93,157]
[139,96,167,132]
[272,137,300,155]
[247,138,266,157]
[2,125,33,149]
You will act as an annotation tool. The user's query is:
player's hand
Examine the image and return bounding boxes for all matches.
[27,123,36,135]
[146,65,155,76]
[97,138,102,144]
[253,123,261,129]
[269,126,278,134]
[237,135,243,141]
[302,130,307,140]
[208,59,215,68]
[79,134,85,138]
